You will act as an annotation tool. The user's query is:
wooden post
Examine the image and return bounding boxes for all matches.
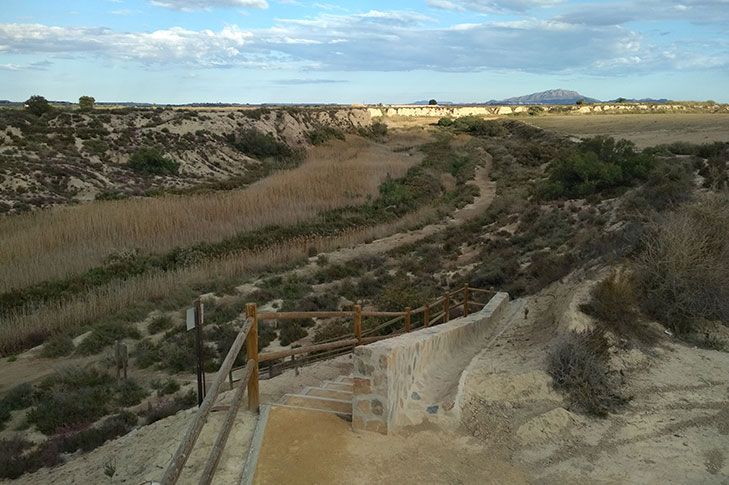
[354,304,362,345]
[405,307,411,332]
[292,354,299,376]
[245,303,260,412]
[463,285,470,317]
[195,299,206,406]
[423,304,430,328]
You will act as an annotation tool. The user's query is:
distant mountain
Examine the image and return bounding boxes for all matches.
[488,89,600,105]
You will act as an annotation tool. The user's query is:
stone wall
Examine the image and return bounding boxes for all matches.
[352,292,510,434]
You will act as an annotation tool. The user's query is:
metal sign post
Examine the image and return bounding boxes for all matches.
[187,300,206,407]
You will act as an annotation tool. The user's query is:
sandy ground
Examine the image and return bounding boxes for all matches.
[460,272,729,484]
[253,406,528,485]
[523,113,729,149]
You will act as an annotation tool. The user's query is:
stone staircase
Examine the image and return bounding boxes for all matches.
[276,375,353,419]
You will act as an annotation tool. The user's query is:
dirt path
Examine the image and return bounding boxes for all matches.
[290,151,495,278]
[253,406,528,485]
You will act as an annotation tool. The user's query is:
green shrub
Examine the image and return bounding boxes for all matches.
[116,379,146,407]
[451,116,507,137]
[541,136,654,199]
[437,117,453,127]
[148,315,174,334]
[358,121,388,140]
[25,95,52,116]
[58,411,136,453]
[41,334,75,358]
[279,321,308,347]
[305,126,345,145]
[548,330,627,417]
[77,321,141,355]
[152,378,180,396]
[133,339,160,368]
[28,386,111,434]
[128,147,179,175]
[228,128,302,164]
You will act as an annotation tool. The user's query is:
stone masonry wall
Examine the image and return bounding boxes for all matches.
[352,292,510,434]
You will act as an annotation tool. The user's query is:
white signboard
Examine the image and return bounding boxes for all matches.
[186,307,195,331]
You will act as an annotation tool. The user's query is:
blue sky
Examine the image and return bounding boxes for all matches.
[1,0,728,103]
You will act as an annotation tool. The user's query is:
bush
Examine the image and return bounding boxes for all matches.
[78,96,95,111]
[152,378,180,396]
[116,379,146,407]
[25,95,52,116]
[581,271,657,346]
[148,315,174,334]
[305,127,345,145]
[358,122,388,141]
[58,411,136,453]
[143,390,196,424]
[541,137,654,199]
[637,195,729,334]
[77,321,141,355]
[547,330,627,416]
[127,147,179,175]
[451,116,507,137]
[229,128,302,164]
[41,334,75,358]
[28,386,111,434]
[279,321,308,346]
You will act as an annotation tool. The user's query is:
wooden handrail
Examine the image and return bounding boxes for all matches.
[161,316,253,485]
[259,338,358,362]
[198,359,255,485]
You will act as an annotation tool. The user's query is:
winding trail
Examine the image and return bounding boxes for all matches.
[289,149,495,279]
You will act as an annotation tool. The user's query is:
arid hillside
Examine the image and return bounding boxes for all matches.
[0,106,373,213]
[1,110,728,483]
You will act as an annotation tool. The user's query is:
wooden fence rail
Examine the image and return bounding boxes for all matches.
[162,286,494,483]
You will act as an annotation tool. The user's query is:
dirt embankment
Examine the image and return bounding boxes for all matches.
[459,272,729,483]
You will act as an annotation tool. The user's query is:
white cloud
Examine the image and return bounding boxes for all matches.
[427,0,563,13]
[150,0,268,12]
[0,5,727,74]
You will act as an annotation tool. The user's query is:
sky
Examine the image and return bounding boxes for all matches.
[1,0,728,104]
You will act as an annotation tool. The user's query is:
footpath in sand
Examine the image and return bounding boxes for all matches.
[252,406,527,485]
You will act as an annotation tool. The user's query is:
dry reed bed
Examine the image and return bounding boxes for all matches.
[0,137,419,292]
[0,206,440,355]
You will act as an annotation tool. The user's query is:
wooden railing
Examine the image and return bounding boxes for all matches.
[250,285,495,375]
[161,304,260,485]
[161,287,493,483]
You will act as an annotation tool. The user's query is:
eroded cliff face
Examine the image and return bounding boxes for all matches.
[367,103,729,118]
[0,107,373,213]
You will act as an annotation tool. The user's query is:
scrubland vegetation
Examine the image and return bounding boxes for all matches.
[1,106,728,479]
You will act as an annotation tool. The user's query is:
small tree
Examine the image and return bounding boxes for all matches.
[128,147,179,175]
[428,99,438,105]
[79,96,96,111]
[25,95,51,116]
[616,97,627,103]
[575,99,585,106]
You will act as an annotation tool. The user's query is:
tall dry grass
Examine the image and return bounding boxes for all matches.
[0,205,440,355]
[0,137,420,292]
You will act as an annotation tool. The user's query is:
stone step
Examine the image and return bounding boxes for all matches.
[335,376,354,384]
[322,381,353,392]
[304,387,352,401]
[281,394,352,415]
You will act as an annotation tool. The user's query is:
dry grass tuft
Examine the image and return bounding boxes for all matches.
[637,194,729,334]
